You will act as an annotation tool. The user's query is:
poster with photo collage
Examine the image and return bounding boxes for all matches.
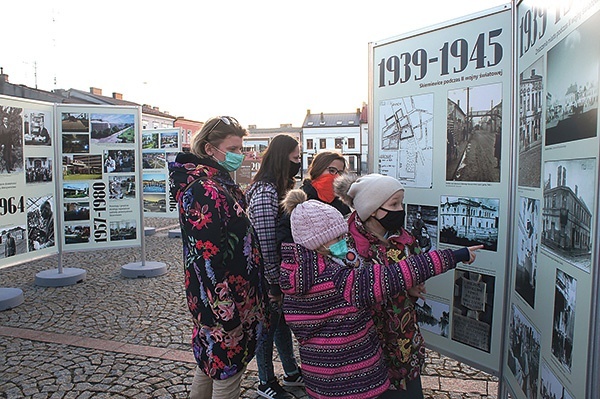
[141,128,181,217]
[58,105,141,250]
[0,95,57,268]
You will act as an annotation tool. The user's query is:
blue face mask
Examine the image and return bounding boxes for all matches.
[215,148,244,171]
[328,238,348,260]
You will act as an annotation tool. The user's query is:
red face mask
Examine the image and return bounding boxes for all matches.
[311,173,336,203]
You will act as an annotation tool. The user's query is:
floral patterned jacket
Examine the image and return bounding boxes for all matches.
[169,153,265,380]
[346,211,425,390]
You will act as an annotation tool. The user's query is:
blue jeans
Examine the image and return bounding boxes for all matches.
[256,300,299,384]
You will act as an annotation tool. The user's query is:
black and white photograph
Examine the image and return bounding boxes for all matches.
[416,298,450,337]
[551,269,576,372]
[518,57,544,188]
[142,131,159,149]
[103,150,135,173]
[439,196,499,251]
[26,196,55,251]
[63,155,103,181]
[61,113,89,133]
[64,224,90,245]
[160,131,179,149]
[62,133,89,153]
[25,157,52,184]
[446,82,503,182]
[24,111,51,146]
[90,113,135,144]
[451,269,495,353]
[143,173,166,194]
[0,106,24,175]
[63,183,89,199]
[508,303,541,399]
[110,220,137,241]
[64,202,90,222]
[109,175,136,200]
[515,197,540,309]
[143,194,167,213]
[406,204,437,252]
[541,362,573,399]
[545,9,599,146]
[542,158,595,272]
[0,226,27,259]
[142,151,166,169]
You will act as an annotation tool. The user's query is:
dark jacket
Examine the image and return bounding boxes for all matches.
[169,152,265,380]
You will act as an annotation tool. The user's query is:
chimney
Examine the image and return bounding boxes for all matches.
[356,108,360,115]
[248,124,257,130]
[306,109,311,115]
[0,67,8,83]
[531,69,536,78]
[112,92,123,100]
[575,185,578,196]
[90,87,102,96]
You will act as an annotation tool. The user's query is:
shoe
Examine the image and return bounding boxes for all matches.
[257,380,293,399]
[282,368,305,387]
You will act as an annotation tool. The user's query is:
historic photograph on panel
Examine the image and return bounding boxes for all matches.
[160,131,179,149]
[0,225,27,259]
[446,83,502,182]
[406,204,437,252]
[142,131,159,149]
[451,269,495,353]
[103,150,135,173]
[542,158,595,272]
[541,362,573,399]
[26,196,54,251]
[61,113,89,132]
[63,183,89,199]
[518,57,544,188]
[545,10,599,146]
[378,93,434,188]
[24,111,51,146]
[109,175,135,200]
[64,224,90,244]
[416,298,450,337]
[142,151,166,169]
[551,269,576,373]
[63,202,90,222]
[25,157,52,184]
[143,173,166,194]
[62,134,90,153]
[63,155,102,181]
[508,303,541,399]
[439,196,499,251]
[143,193,166,213]
[90,114,135,144]
[515,197,540,309]
[0,106,24,175]
[110,220,137,241]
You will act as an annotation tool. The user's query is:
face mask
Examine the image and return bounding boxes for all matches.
[289,160,301,178]
[375,208,406,232]
[327,238,348,260]
[214,148,244,171]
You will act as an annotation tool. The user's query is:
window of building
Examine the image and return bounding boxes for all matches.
[320,139,326,149]
[348,138,355,148]
[335,138,343,149]
[306,139,313,150]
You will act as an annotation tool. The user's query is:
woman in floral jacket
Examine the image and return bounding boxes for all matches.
[169,116,265,398]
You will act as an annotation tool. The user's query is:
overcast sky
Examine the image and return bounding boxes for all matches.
[3,0,507,128]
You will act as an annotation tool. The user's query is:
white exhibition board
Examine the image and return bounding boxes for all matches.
[369,5,512,375]
[141,127,181,217]
[505,1,600,399]
[57,104,142,250]
[0,95,58,268]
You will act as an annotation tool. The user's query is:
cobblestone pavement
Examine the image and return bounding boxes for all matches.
[1,218,498,398]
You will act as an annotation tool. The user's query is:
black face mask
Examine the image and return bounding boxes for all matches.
[289,160,301,178]
[375,208,406,232]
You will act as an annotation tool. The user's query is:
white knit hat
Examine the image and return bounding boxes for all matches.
[290,200,348,250]
[347,174,404,221]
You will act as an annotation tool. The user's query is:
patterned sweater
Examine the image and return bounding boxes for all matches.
[280,242,467,398]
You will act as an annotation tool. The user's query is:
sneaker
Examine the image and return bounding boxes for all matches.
[257,380,293,399]
[282,368,305,387]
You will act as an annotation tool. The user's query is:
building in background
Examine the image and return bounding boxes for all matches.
[174,117,204,152]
